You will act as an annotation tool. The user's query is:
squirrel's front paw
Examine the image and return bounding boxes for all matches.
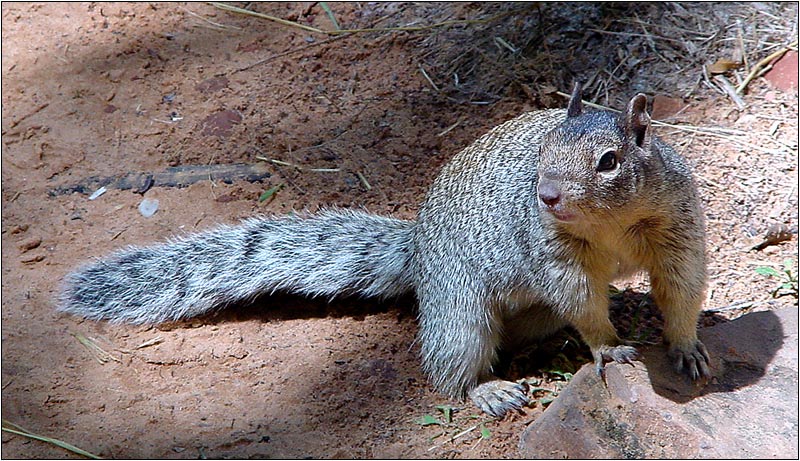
[468,379,529,418]
[593,343,638,378]
[668,339,711,380]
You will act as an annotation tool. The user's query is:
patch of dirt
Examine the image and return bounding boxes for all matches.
[2,2,797,459]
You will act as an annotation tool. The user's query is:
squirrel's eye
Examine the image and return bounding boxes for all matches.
[596,150,618,172]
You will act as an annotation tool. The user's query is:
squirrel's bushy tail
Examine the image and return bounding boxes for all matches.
[59,209,415,324]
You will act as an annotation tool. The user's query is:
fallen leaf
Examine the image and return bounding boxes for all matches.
[707,58,741,74]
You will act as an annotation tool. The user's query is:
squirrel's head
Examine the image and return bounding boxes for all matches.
[536,82,654,225]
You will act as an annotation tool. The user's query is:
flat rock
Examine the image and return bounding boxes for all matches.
[650,95,685,121]
[201,109,243,138]
[519,309,798,459]
[764,50,798,92]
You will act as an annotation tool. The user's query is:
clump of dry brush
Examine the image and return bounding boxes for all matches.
[407,2,797,107]
[215,2,797,108]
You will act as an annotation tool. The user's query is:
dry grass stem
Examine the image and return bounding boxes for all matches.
[713,74,747,109]
[9,103,49,129]
[356,171,372,190]
[180,5,241,30]
[256,156,341,173]
[736,40,798,94]
[135,337,164,349]
[72,333,122,364]
[427,418,496,452]
[210,2,323,35]
[2,420,102,459]
[418,64,440,92]
[236,35,346,73]
[587,28,684,45]
[437,120,462,137]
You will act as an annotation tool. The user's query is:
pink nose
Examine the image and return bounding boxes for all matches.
[538,180,561,207]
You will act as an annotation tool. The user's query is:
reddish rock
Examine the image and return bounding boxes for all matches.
[201,109,243,138]
[18,236,42,252]
[195,76,229,94]
[215,194,237,203]
[237,38,264,53]
[520,309,798,458]
[20,253,45,264]
[651,95,685,121]
[9,224,29,235]
[764,50,798,92]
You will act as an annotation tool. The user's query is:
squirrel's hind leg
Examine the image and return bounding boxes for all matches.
[501,303,570,349]
[466,305,572,418]
[417,287,531,417]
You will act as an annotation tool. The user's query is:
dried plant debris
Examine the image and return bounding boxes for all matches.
[230,3,795,106]
[395,2,797,106]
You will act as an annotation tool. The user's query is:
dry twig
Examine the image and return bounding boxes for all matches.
[713,74,746,110]
[736,40,798,94]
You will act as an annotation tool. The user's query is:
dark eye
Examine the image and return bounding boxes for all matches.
[596,150,618,172]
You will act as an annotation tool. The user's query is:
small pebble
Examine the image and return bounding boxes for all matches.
[88,186,107,200]
[21,254,45,264]
[10,224,29,234]
[18,236,42,252]
[138,198,159,217]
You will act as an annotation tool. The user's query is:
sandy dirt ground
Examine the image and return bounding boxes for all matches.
[2,2,797,459]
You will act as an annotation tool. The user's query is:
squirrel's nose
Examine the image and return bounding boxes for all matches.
[538,180,561,206]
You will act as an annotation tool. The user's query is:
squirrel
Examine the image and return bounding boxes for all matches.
[59,83,711,418]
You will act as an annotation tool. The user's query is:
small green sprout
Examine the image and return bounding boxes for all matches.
[755,259,798,298]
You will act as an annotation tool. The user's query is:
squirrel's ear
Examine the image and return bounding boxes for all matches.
[566,81,583,118]
[624,93,651,148]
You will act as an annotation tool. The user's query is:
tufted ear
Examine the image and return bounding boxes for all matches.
[623,93,651,148]
[566,81,583,118]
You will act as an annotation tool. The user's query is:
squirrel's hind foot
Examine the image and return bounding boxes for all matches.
[468,379,529,418]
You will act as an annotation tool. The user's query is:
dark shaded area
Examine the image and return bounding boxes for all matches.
[647,309,785,403]
[194,291,417,325]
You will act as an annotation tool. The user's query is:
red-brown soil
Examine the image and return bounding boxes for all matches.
[2,3,797,458]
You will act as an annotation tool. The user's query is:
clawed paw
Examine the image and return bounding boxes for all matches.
[593,343,639,378]
[668,339,711,380]
[468,380,529,418]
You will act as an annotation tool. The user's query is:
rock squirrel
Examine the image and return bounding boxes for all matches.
[59,83,711,418]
